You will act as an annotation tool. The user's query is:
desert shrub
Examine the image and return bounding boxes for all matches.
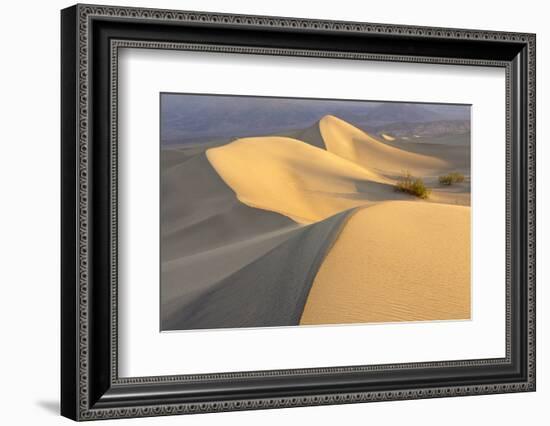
[439,172,465,186]
[395,172,430,199]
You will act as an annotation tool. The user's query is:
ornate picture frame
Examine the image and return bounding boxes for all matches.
[61,4,535,421]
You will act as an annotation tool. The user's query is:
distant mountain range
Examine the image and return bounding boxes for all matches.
[161,94,470,144]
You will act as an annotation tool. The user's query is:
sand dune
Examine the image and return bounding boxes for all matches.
[161,150,304,329]
[300,201,471,325]
[162,224,302,324]
[318,115,450,176]
[162,114,471,330]
[206,136,409,224]
[160,151,298,254]
[162,210,350,331]
[161,152,296,258]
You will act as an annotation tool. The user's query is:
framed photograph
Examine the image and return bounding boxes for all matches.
[61,4,536,421]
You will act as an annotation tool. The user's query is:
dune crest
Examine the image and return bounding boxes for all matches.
[206,136,405,224]
[300,201,471,325]
[318,115,449,175]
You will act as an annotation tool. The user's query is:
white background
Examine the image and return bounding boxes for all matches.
[0,0,547,425]
[119,49,505,377]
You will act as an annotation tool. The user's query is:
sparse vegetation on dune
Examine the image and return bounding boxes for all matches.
[439,172,465,186]
[395,172,430,199]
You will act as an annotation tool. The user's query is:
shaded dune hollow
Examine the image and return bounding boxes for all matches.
[161,152,296,259]
[162,210,351,331]
[161,114,471,330]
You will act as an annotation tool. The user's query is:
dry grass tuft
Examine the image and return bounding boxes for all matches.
[395,172,430,199]
[439,172,465,186]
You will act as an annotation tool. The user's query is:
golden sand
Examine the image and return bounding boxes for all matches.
[300,201,471,324]
[319,115,449,175]
[206,136,397,224]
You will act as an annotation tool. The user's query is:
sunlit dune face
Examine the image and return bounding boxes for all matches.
[301,201,471,324]
[319,114,450,175]
[206,136,398,224]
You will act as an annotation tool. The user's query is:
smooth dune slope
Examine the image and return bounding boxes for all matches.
[162,210,351,331]
[319,115,450,175]
[206,136,409,224]
[300,201,471,324]
[161,152,296,257]
[162,224,304,327]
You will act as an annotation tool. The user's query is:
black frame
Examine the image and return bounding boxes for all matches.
[61,4,536,421]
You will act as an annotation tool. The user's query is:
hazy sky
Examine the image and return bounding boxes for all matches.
[161,93,470,144]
